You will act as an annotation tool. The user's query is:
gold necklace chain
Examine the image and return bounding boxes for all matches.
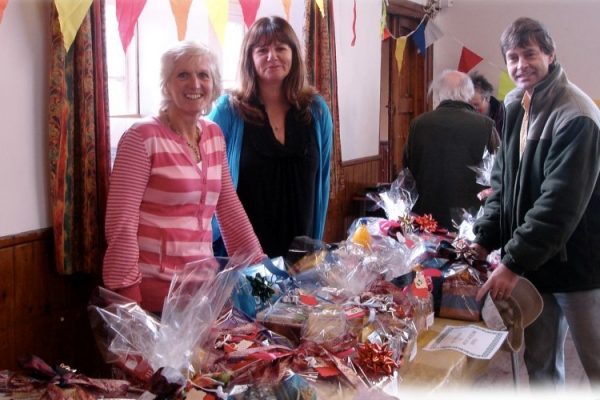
[185,136,201,162]
[162,111,201,163]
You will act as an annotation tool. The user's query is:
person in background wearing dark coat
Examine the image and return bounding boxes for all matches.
[472,17,600,389]
[470,71,506,137]
[404,69,500,230]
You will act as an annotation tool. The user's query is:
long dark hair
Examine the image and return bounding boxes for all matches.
[231,16,316,125]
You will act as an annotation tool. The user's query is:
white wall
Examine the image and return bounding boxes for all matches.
[432,0,600,102]
[333,0,382,161]
[4,1,600,237]
[0,0,51,237]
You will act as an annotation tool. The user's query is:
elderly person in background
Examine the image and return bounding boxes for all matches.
[103,41,264,314]
[470,71,506,137]
[208,16,332,258]
[404,69,500,230]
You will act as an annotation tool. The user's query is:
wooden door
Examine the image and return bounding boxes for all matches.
[381,0,433,181]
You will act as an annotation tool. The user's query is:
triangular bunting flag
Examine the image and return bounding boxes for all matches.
[497,70,516,100]
[395,36,407,76]
[54,0,94,51]
[205,0,228,45]
[457,46,483,73]
[316,0,324,16]
[380,0,387,40]
[411,19,426,55]
[424,18,443,48]
[282,0,291,20]
[382,26,391,41]
[351,0,356,47]
[239,0,260,28]
[116,0,146,53]
[0,0,9,23]
[169,0,192,40]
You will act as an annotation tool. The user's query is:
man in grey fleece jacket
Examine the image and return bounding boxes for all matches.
[472,17,600,389]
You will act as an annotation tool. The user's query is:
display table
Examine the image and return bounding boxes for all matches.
[314,317,497,398]
[0,318,498,399]
[400,317,493,389]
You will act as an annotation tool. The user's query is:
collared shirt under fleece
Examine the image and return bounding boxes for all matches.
[473,63,600,293]
[103,117,263,302]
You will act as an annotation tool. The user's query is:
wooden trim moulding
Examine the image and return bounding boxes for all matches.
[387,0,427,19]
[341,154,381,167]
[0,227,52,249]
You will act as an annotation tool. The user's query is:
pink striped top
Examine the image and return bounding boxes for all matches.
[102,117,263,308]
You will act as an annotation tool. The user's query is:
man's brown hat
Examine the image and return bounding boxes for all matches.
[492,277,543,352]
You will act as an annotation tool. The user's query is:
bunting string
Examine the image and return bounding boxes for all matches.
[381,10,514,97]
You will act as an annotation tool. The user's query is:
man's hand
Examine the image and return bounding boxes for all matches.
[476,263,519,301]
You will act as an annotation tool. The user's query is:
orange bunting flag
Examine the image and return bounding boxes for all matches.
[0,0,8,24]
[315,0,324,16]
[116,0,146,52]
[239,0,260,28]
[54,0,94,51]
[457,46,483,73]
[351,0,356,46]
[282,0,291,20]
[205,0,228,45]
[169,0,193,41]
[395,36,407,76]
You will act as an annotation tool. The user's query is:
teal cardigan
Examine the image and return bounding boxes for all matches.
[208,94,333,243]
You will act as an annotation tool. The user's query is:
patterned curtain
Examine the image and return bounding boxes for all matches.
[304,0,344,199]
[48,0,111,275]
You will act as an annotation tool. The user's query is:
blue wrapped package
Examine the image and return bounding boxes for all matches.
[231,257,295,319]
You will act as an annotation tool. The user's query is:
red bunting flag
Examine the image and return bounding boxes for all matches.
[0,0,8,23]
[457,46,483,73]
[382,26,391,41]
[116,0,146,52]
[239,0,260,28]
[351,0,356,47]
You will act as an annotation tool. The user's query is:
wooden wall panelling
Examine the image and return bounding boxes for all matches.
[0,246,16,371]
[324,157,380,243]
[0,229,107,375]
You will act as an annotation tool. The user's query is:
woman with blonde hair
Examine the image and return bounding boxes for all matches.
[103,41,264,313]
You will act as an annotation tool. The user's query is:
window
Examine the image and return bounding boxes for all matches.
[104,0,247,164]
[105,0,139,117]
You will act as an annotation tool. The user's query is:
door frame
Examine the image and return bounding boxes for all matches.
[380,0,433,182]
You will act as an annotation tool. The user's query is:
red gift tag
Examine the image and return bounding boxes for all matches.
[411,271,430,298]
[316,366,340,377]
[299,293,318,306]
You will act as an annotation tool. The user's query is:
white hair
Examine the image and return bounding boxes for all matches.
[429,69,475,106]
[159,41,222,115]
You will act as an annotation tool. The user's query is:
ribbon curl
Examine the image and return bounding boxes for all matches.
[356,342,399,376]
